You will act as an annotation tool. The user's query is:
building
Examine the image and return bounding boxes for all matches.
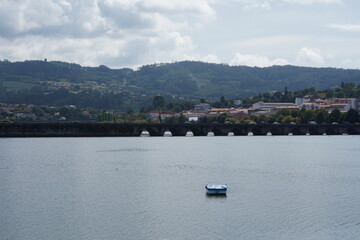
[179,111,206,121]
[251,102,296,111]
[298,97,359,112]
[295,95,318,106]
[147,110,174,120]
[194,103,211,111]
[234,99,243,106]
[295,97,311,106]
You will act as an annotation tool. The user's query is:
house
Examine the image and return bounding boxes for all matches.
[148,110,174,120]
[229,111,249,119]
[15,113,36,119]
[295,95,318,106]
[179,111,206,121]
[234,99,243,106]
[194,103,211,111]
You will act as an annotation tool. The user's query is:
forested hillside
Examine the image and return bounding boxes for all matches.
[1,60,360,110]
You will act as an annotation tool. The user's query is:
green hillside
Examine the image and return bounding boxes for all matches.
[1,60,360,110]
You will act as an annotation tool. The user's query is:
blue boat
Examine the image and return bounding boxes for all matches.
[205,184,227,195]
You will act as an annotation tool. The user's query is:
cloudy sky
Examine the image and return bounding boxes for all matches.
[0,0,359,69]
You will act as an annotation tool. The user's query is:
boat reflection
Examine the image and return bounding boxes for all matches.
[205,194,227,199]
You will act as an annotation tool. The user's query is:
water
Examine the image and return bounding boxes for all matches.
[1,136,360,240]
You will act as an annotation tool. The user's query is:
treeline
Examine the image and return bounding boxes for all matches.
[144,108,359,125]
[249,108,359,124]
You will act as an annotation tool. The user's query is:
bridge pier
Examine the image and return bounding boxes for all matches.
[211,127,230,136]
[145,127,166,136]
[168,127,188,136]
[251,127,267,136]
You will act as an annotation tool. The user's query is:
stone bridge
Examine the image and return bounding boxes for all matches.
[1,122,360,137]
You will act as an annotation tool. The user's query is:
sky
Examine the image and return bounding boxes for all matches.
[0,0,359,69]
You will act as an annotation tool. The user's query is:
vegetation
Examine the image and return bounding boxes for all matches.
[2,60,360,111]
[220,108,359,125]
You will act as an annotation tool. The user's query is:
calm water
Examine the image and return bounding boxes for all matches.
[1,136,360,240]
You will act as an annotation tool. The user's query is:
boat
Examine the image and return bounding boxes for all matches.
[205,184,227,195]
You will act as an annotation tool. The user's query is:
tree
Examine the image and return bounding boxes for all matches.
[220,96,226,107]
[217,113,228,124]
[32,106,44,117]
[281,115,296,124]
[344,108,359,123]
[152,95,165,109]
[284,86,288,96]
[300,110,314,124]
[272,91,283,101]
[315,109,328,123]
[178,114,188,124]
[328,109,341,123]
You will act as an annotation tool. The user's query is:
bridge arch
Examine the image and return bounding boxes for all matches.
[185,130,194,136]
[140,130,150,136]
[163,130,173,137]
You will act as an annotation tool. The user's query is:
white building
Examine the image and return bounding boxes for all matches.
[295,97,311,106]
[300,98,359,112]
[179,111,206,122]
[251,102,296,111]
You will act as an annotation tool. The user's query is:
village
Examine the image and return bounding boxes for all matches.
[1,94,359,124]
[148,96,359,123]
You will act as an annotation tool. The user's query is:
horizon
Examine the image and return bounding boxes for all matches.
[2,59,360,71]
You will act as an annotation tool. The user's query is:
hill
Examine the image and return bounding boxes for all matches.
[1,60,360,110]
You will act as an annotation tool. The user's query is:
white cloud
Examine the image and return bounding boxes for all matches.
[200,54,221,63]
[296,47,324,66]
[230,52,289,67]
[242,1,271,10]
[327,24,360,32]
[283,0,342,4]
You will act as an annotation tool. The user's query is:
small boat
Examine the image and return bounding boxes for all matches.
[205,184,227,195]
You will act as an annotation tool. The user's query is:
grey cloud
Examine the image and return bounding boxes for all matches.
[97,1,155,30]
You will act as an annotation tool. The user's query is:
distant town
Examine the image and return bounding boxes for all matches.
[1,93,359,124]
[148,95,359,124]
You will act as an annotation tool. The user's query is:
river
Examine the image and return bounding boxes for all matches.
[1,136,360,240]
